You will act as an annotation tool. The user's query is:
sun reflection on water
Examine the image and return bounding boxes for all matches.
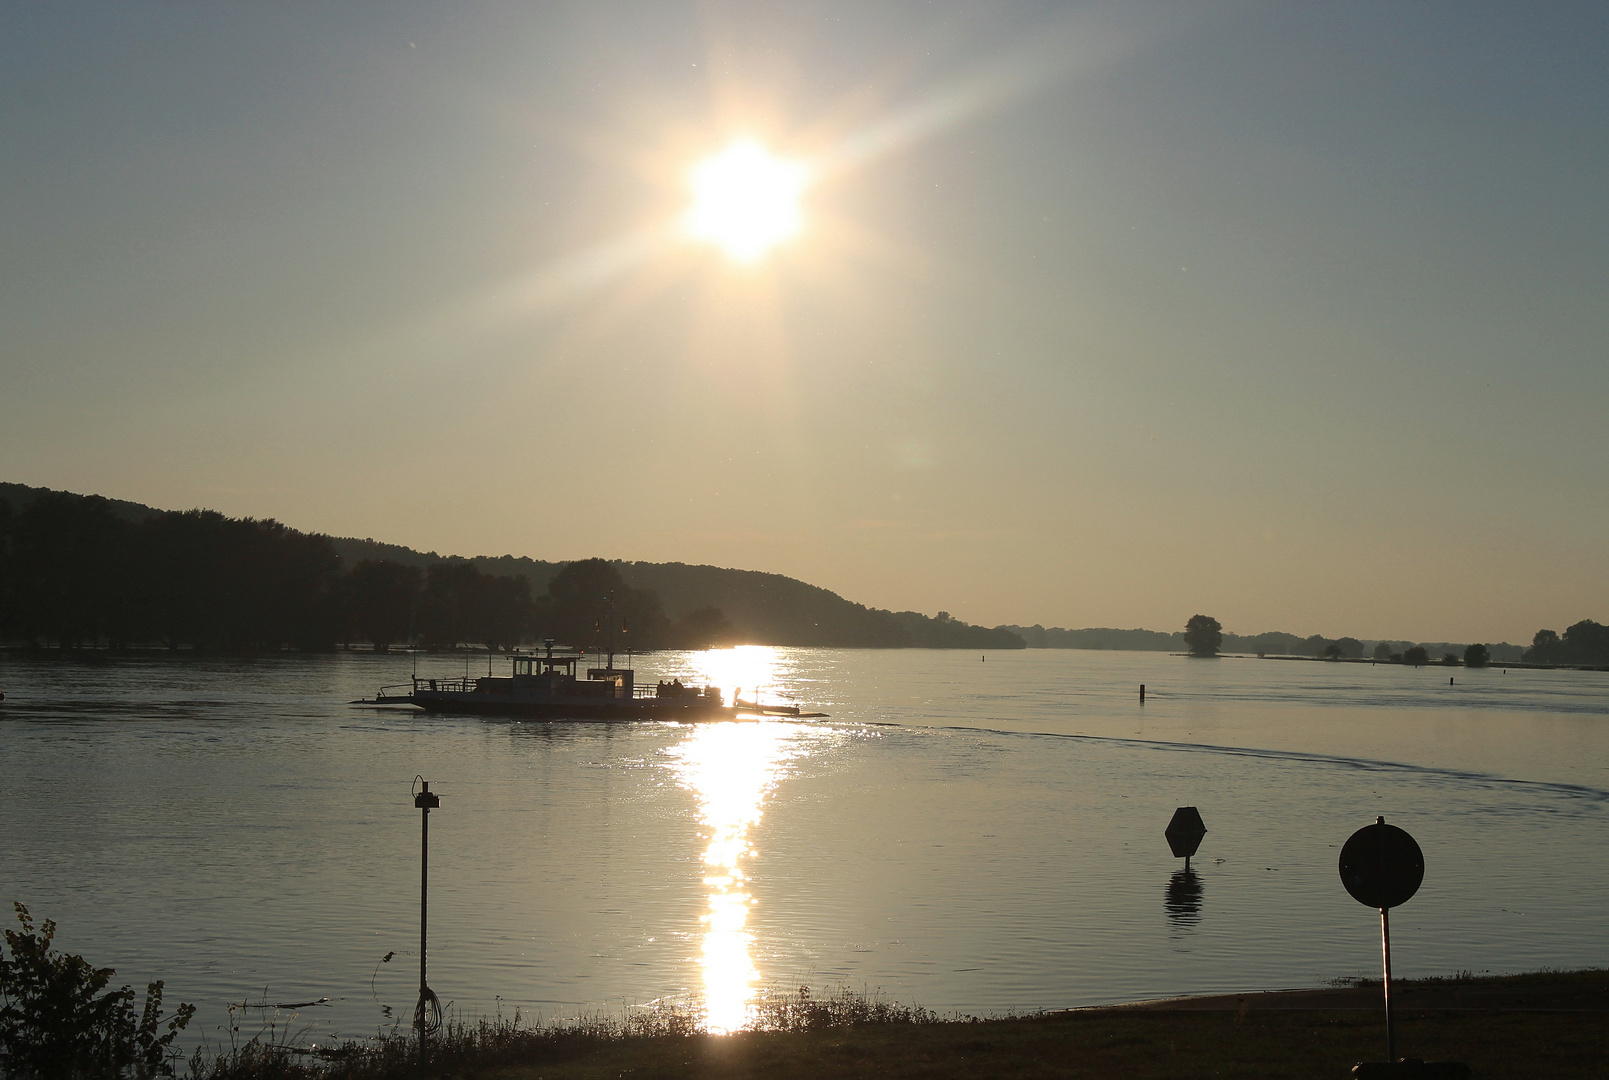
[667,708,800,1034]
[687,644,782,708]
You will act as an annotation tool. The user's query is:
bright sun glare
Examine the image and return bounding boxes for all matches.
[684,140,806,263]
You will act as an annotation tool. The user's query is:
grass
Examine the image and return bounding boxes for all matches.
[185,974,1609,1080]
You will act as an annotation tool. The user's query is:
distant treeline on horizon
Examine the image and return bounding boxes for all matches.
[2,482,1603,668]
[998,625,1542,665]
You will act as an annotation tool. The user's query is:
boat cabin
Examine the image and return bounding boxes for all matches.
[462,644,637,700]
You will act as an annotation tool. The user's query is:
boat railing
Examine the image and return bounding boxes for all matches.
[412,677,478,694]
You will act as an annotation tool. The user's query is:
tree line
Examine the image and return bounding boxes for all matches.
[1523,621,1609,667]
[0,493,732,651]
[0,489,1023,652]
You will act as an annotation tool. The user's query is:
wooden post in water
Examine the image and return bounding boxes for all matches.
[1139,683,1146,703]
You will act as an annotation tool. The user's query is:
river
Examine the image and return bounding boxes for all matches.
[0,647,1604,1048]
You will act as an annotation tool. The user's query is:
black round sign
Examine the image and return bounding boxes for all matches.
[1338,819,1424,909]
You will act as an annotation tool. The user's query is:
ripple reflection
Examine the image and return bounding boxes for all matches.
[1164,869,1204,927]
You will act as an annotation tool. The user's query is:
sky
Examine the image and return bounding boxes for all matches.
[2,2,1605,644]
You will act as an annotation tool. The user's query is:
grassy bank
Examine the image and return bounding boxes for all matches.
[192,971,1609,1080]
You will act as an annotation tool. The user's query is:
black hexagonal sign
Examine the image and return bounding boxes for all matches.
[1165,806,1207,859]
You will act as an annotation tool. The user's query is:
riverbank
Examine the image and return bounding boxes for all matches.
[196,970,1608,1080]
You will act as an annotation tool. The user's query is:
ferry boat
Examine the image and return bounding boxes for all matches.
[358,641,812,721]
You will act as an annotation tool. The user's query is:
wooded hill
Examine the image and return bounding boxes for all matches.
[0,483,1022,652]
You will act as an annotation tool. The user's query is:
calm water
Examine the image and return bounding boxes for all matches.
[0,647,1605,1048]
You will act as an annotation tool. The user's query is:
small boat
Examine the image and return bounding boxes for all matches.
[355,642,816,721]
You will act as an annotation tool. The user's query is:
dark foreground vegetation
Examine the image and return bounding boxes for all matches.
[0,484,1020,653]
[0,905,194,1080]
[192,971,1609,1080]
[5,904,1603,1079]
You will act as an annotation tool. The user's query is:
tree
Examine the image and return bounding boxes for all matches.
[1322,642,1342,660]
[10,494,133,647]
[344,560,422,651]
[1372,641,1394,660]
[542,558,668,650]
[417,563,484,649]
[1464,643,1489,668]
[1183,615,1222,657]
[1523,629,1562,664]
[1561,619,1609,667]
[1334,637,1364,659]
[1402,646,1429,666]
[474,573,534,653]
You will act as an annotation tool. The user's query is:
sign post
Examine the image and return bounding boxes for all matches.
[1338,816,1425,1070]
[1165,806,1207,871]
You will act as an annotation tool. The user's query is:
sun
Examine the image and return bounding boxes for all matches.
[684,140,807,263]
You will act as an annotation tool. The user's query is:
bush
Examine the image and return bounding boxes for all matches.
[0,904,194,1079]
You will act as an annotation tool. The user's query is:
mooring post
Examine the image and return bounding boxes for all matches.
[1140,683,1146,702]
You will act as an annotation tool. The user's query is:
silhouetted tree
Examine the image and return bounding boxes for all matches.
[1183,614,1222,657]
[0,499,13,641]
[542,558,668,650]
[418,563,482,648]
[1334,637,1364,659]
[1402,646,1429,666]
[345,560,422,651]
[1372,641,1393,660]
[1523,629,1562,664]
[1322,642,1342,660]
[1560,619,1609,666]
[474,573,534,653]
[1464,643,1489,667]
[10,494,133,647]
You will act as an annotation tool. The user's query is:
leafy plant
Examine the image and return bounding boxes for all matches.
[0,904,195,1079]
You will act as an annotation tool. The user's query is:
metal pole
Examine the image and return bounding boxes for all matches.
[422,801,429,1003]
[420,791,429,1066]
[1380,904,1394,1062]
[413,779,440,1068]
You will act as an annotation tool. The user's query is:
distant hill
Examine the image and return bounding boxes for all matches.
[0,482,163,524]
[0,482,1022,650]
[0,482,1533,660]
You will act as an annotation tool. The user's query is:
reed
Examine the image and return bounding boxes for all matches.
[185,984,949,1080]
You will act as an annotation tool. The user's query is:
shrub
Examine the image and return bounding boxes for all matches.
[0,904,194,1079]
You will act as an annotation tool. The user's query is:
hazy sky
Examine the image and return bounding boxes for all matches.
[3,2,1605,643]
